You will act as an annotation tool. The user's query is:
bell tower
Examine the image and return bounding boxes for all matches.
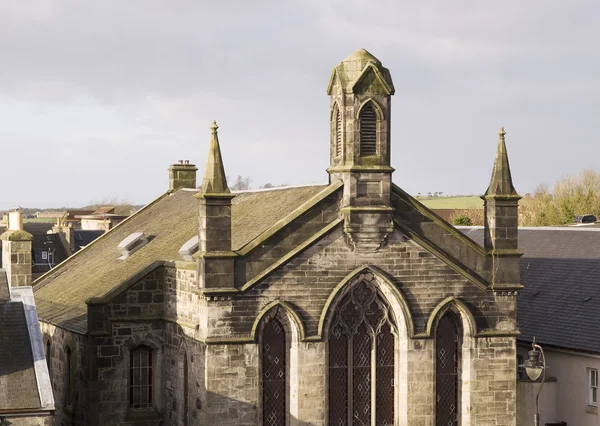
[327,49,395,251]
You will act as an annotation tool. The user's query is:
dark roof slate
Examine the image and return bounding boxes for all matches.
[460,226,600,353]
[33,185,327,332]
[0,301,42,411]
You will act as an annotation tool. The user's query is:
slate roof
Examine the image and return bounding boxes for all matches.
[32,233,68,275]
[33,184,328,333]
[460,226,600,354]
[0,300,42,412]
[74,229,105,252]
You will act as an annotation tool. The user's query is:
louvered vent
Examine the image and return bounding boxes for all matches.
[360,103,377,156]
[335,109,342,156]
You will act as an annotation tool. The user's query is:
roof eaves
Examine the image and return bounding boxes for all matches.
[202,218,343,297]
[392,184,487,256]
[237,181,343,256]
[349,63,393,95]
[86,260,166,305]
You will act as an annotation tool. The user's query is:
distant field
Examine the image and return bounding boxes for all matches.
[417,196,483,210]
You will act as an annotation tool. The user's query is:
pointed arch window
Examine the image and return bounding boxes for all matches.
[262,317,286,425]
[435,311,462,426]
[335,105,343,157]
[65,345,73,408]
[130,345,154,409]
[45,339,51,374]
[359,103,377,156]
[328,279,396,425]
[178,349,189,425]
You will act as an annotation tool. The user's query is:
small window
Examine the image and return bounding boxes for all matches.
[65,346,72,408]
[42,251,48,260]
[46,340,52,374]
[335,107,342,157]
[359,102,377,156]
[589,368,598,406]
[130,346,153,409]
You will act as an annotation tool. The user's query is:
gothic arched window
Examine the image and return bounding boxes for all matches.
[328,279,396,425]
[65,345,73,408]
[179,349,189,425]
[435,311,462,426]
[359,102,377,156]
[45,339,51,374]
[335,105,343,157]
[262,317,286,425]
[130,345,154,409]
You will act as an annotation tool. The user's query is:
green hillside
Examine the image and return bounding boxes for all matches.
[417,196,483,210]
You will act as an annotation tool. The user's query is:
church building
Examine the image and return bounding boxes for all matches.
[33,49,521,426]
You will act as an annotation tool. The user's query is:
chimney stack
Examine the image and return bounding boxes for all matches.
[168,160,198,190]
[1,210,33,287]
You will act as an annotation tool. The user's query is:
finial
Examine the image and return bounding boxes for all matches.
[211,120,218,134]
[499,126,506,140]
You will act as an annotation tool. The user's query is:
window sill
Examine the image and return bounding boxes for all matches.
[125,409,162,421]
[586,405,598,415]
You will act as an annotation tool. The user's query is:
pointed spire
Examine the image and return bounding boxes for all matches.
[484,127,520,198]
[199,121,231,195]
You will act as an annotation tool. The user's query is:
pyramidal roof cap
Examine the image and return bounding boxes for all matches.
[484,127,520,199]
[342,48,382,65]
[327,48,394,95]
[198,121,232,197]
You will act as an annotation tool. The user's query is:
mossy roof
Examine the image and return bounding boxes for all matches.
[33,184,327,333]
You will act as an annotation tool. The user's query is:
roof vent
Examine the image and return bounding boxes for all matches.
[118,232,148,260]
[179,235,199,261]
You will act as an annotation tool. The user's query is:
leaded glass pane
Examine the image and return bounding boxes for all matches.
[328,278,397,426]
[352,324,371,424]
[262,318,286,426]
[376,322,395,425]
[436,313,460,426]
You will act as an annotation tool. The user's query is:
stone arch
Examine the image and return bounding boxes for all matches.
[251,300,305,343]
[318,265,413,339]
[330,101,343,158]
[356,97,385,121]
[254,302,301,425]
[425,296,477,338]
[428,296,476,426]
[122,334,164,412]
[320,265,411,425]
[177,339,190,425]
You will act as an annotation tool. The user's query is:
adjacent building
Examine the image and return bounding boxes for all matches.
[0,213,55,424]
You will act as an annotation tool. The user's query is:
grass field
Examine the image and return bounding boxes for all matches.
[416,196,483,210]
[23,218,58,223]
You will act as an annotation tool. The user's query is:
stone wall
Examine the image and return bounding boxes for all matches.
[37,226,517,425]
[197,229,517,425]
[39,322,87,426]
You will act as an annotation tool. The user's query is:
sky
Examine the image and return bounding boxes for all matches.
[1,0,599,210]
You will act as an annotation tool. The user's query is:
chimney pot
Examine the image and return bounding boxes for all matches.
[8,209,23,231]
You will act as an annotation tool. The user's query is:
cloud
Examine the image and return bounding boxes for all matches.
[1,0,599,209]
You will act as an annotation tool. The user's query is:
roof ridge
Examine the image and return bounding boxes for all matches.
[232,182,329,194]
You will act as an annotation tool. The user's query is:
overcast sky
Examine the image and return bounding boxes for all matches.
[1,0,599,209]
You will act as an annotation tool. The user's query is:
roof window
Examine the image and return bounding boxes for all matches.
[178,235,199,261]
[118,232,148,260]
